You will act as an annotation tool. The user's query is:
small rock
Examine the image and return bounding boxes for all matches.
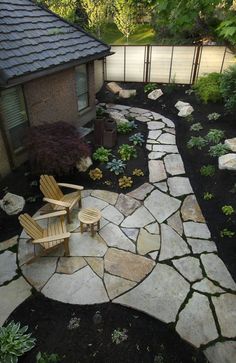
[224,137,236,152]
[148,89,163,100]
[0,192,25,215]
[76,156,92,172]
[119,89,137,98]
[218,153,236,171]
[175,101,194,117]
[106,82,122,94]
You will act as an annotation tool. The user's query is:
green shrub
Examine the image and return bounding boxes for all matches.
[207,112,221,121]
[106,159,126,175]
[209,143,229,157]
[117,121,137,134]
[118,144,137,161]
[187,136,208,150]
[93,146,112,163]
[0,321,36,363]
[144,83,157,93]
[220,64,236,113]
[194,73,222,103]
[206,129,225,144]
[200,165,216,177]
[190,123,203,132]
[129,133,145,146]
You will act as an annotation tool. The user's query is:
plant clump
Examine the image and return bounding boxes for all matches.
[209,143,229,157]
[93,146,112,163]
[207,112,221,121]
[106,159,126,175]
[89,168,103,180]
[187,136,208,150]
[222,205,235,216]
[200,165,216,177]
[206,129,225,144]
[190,123,203,131]
[129,132,145,146]
[111,328,128,344]
[220,64,236,114]
[117,121,137,134]
[220,228,235,238]
[132,168,144,176]
[144,83,157,93]
[118,176,133,189]
[118,144,137,161]
[203,192,214,200]
[36,352,60,363]
[193,72,222,103]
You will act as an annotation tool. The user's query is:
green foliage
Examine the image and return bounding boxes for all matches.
[117,121,137,134]
[206,129,225,144]
[217,14,236,46]
[129,132,145,146]
[190,123,203,132]
[114,0,137,42]
[203,192,214,200]
[93,146,112,163]
[220,228,235,238]
[222,205,235,216]
[106,159,126,175]
[209,143,229,157]
[118,176,133,188]
[118,144,137,161]
[194,73,223,104]
[111,328,128,344]
[200,164,216,177]
[220,64,236,114]
[80,0,107,37]
[36,0,78,22]
[0,321,36,363]
[230,183,236,194]
[185,114,194,123]
[207,112,221,121]
[96,107,107,118]
[36,352,60,363]
[144,83,158,93]
[187,136,208,150]
[164,77,178,95]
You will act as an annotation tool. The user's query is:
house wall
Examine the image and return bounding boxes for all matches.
[94,60,104,93]
[0,132,11,178]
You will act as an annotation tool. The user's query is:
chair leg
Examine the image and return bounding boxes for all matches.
[64,238,70,256]
[66,208,71,224]
[78,198,82,209]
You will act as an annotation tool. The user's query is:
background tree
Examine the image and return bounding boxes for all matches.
[36,0,78,22]
[113,0,138,43]
[80,0,108,38]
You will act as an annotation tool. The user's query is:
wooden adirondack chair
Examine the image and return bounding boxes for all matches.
[40,175,84,223]
[18,210,70,263]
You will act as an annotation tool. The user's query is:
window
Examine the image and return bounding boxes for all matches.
[0,86,28,152]
[76,64,89,111]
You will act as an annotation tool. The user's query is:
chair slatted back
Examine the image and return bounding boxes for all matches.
[40,175,63,201]
[19,214,43,240]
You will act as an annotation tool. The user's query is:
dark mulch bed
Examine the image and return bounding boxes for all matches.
[9,293,206,363]
[97,81,236,281]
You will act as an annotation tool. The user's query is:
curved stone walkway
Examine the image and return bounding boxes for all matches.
[1,105,236,362]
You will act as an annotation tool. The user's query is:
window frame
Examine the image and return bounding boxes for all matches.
[76,64,89,112]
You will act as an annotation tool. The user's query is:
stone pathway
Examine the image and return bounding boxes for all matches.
[1,104,236,363]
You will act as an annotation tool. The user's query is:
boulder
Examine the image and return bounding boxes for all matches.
[175,101,194,117]
[119,89,137,99]
[109,111,129,125]
[106,82,122,95]
[148,89,163,100]
[0,192,25,215]
[225,138,236,152]
[76,156,93,172]
[218,154,236,171]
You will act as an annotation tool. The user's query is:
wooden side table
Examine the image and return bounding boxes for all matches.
[78,208,102,237]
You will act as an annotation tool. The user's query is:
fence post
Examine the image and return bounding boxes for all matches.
[191,45,202,84]
[145,44,151,83]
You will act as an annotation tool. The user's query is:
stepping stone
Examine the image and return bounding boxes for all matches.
[143,112,153,118]
[162,117,175,128]
[146,144,152,151]
[219,153,236,170]
[212,293,236,338]
[163,127,175,135]
[149,160,167,183]
[104,248,155,282]
[153,145,178,153]
[137,228,160,255]
[99,223,135,252]
[148,152,165,160]
[172,256,203,282]
[121,206,155,228]
[152,112,163,120]
[21,257,58,291]
[183,222,211,239]
[56,257,87,274]
[18,238,35,266]
[148,130,162,140]
[127,183,154,201]
[145,222,160,234]
[181,195,205,223]
[176,292,218,347]
[108,104,130,111]
[167,177,193,197]
[164,154,185,176]
[0,277,31,326]
[148,121,165,130]
[85,257,104,278]
[144,189,181,223]
[0,235,18,252]
[193,278,224,294]
[104,273,136,300]
[42,266,109,304]
[121,228,139,242]
[136,116,150,122]
[69,233,108,257]
[159,224,190,261]
[158,133,176,145]
[201,254,236,290]
[154,181,168,192]
[114,264,190,323]
[149,251,158,260]
[82,196,108,210]
[101,205,124,225]
[0,251,17,285]
[91,190,118,205]
[167,211,183,235]
[147,139,159,144]
[116,193,141,217]
[129,107,148,114]
[204,341,236,363]
[187,238,217,253]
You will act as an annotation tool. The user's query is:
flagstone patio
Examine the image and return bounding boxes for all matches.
[1,105,236,363]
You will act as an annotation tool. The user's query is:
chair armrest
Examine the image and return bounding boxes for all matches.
[43,197,70,208]
[34,210,67,221]
[33,232,70,244]
[58,183,84,191]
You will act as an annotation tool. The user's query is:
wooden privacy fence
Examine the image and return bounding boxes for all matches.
[103,45,235,84]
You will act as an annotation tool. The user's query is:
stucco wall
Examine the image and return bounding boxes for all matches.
[24,68,78,126]
[94,60,104,93]
[0,132,11,178]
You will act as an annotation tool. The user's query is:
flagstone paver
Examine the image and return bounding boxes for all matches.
[149,160,167,183]
[0,251,17,285]
[0,235,18,252]
[2,105,233,362]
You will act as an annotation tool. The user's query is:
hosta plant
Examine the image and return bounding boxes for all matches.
[118,144,137,161]
[106,159,126,175]
[187,136,208,150]
[93,146,112,163]
[118,176,133,189]
[0,321,36,363]
[207,112,221,121]
[209,143,229,157]
[222,205,235,216]
[132,168,144,177]
[203,192,214,200]
[190,123,203,132]
[117,121,137,134]
[144,83,157,93]
[206,129,225,144]
[89,168,103,180]
[36,352,60,363]
[200,165,216,177]
[220,229,235,238]
[129,133,145,146]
